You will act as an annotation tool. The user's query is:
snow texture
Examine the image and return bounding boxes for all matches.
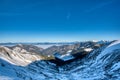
[0,40,120,80]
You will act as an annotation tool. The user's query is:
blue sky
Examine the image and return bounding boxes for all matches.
[0,0,120,42]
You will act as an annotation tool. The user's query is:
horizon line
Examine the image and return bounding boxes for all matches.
[0,40,117,43]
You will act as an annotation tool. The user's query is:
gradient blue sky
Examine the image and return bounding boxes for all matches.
[0,0,120,42]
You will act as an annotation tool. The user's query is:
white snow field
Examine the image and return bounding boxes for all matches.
[0,40,120,80]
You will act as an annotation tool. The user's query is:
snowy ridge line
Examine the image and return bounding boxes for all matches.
[0,40,120,80]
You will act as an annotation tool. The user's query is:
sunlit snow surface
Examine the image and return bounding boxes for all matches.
[0,40,120,80]
[84,48,93,52]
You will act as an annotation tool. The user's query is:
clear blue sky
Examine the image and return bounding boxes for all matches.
[0,0,120,42]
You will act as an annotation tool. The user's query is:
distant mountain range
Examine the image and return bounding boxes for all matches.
[0,40,120,80]
[0,42,77,45]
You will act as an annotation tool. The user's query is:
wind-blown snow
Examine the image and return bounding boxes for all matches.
[96,40,120,61]
[0,40,120,80]
[111,62,120,71]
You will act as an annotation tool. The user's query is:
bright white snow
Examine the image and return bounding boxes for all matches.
[96,40,120,61]
[84,48,93,52]
[0,40,120,80]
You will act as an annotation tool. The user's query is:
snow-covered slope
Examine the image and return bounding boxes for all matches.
[0,40,120,80]
[0,45,43,66]
[96,40,120,61]
[65,40,120,80]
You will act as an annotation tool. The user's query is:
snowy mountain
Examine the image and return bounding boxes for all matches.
[0,45,43,66]
[0,40,120,80]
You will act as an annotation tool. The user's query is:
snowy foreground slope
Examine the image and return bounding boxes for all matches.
[0,40,120,80]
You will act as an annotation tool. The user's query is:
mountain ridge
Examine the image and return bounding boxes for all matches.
[0,40,120,80]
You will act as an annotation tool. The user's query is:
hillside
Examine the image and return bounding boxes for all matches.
[0,40,120,80]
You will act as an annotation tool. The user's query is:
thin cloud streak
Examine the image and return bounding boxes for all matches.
[84,0,115,13]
